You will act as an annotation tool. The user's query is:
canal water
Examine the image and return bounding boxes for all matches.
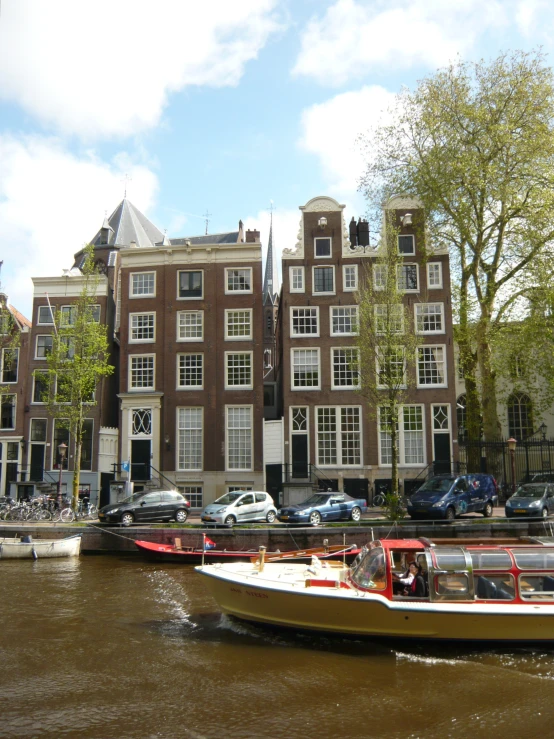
[1,556,553,739]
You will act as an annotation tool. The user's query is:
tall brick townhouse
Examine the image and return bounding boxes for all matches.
[279,195,457,504]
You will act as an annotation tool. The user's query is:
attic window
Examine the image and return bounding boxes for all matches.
[398,235,415,255]
[314,237,331,258]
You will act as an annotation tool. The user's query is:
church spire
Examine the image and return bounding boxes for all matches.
[263,204,279,302]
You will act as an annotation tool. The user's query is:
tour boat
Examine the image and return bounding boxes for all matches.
[0,534,82,560]
[135,538,360,564]
[196,538,554,641]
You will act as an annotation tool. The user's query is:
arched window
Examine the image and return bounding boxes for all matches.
[507,393,533,440]
[456,394,467,440]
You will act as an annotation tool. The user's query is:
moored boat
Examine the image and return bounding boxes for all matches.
[196,538,554,641]
[135,538,359,564]
[0,534,81,559]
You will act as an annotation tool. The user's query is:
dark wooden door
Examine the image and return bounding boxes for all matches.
[131,440,151,481]
[30,444,45,481]
[434,433,451,474]
[291,435,308,478]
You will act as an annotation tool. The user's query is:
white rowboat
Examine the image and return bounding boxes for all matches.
[0,534,82,559]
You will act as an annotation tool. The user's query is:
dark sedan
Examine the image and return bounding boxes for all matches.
[98,489,190,526]
[505,484,554,518]
[278,492,367,526]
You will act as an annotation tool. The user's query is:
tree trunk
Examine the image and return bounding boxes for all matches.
[476,317,501,441]
[72,440,81,512]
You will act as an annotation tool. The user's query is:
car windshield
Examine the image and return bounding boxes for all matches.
[302,494,331,506]
[513,485,547,499]
[213,493,243,505]
[418,478,455,493]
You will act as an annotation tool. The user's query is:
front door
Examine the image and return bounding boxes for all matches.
[131,440,151,481]
[291,435,308,478]
[434,434,451,475]
[30,444,45,481]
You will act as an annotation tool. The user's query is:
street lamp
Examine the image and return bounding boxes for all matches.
[507,437,517,497]
[57,442,67,507]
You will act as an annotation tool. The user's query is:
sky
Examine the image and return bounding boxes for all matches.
[0,0,549,319]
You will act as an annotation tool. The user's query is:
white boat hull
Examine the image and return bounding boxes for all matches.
[0,535,81,559]
[197,562,554,642]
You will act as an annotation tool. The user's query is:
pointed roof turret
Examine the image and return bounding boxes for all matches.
[263,210,279,304]
[90,199,164,248]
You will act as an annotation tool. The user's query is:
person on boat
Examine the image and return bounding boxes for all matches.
[400,563,427,597]
[392,562,416,594]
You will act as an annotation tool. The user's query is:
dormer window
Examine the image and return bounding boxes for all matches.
[398,235,415,255]
[314,237,331,258]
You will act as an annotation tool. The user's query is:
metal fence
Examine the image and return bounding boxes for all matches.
[458,437,554,498]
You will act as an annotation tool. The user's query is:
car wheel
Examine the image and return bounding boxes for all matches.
[350,506,362,522]
[121,512,134,527]
[309,511,322,526]
[175,509,188,523]
[266,510,276,523]
[483,502,493,518]
[542,508,549,519]
[224,514,236,526]
[445,507,456,521]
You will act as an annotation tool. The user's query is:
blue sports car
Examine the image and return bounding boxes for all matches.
[278,492,367,526]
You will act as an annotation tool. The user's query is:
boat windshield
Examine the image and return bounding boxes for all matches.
[417,477,455,493]
[350,547,386,590]
[512,485,547,499]
[213,493,243,505]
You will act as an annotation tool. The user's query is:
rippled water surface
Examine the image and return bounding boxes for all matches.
[1,556,554,739]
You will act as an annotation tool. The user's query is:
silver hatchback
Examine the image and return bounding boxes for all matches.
[201,491,277,526]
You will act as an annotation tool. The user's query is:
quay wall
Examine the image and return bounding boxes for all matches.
[1,519,554,554]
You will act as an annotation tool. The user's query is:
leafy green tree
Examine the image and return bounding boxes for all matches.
[0,298,21,429]
[357,211,420,495]
[36,244,114,509]
[360,50,554,442]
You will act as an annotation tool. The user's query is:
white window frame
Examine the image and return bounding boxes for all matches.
[225,405,253,471]
[177,310,204,342]
[177,353,204,390]
[290,307,319,338]
[129,354,155,391]
[330,306,359,337]
[225,351,253,390]
[378,405,426,468]
[35,335,53,360]
[60,305,77,326]
[343,264,358,292]
[225,309,253,341]
[1,347,19,383]
[316,406,363,468]
[417,345,447,388]
[376,347,407,389]
[130,271,156,298]
[0,393,16,430]
[225,267,253,295]
[178,485,204,508]
[374,305,404,334]
[37,305,55,325]
[397,263,419,292]
[129,312,156,343]
[398,234,415,255]
[415,303,445,335]
[177,269,204,300]
[314,236,332,259]
[291,348,320,390]
[289,266,305,293]
[312,265,335,296]
[177,407,203,471]
[373,264,387,290]
[331,347,360,390]
[32,374,48,404]
[427,262,443,289]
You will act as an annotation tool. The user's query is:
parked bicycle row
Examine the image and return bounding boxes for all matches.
[0,495,98,523]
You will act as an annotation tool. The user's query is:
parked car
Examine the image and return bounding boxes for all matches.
[407,474,498,520]
[278,492,367,526]
[505,483,554,518]
[201,491,277,526]
[98,489,190,526]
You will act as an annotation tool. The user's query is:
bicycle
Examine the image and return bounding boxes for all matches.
[372,492,386,507]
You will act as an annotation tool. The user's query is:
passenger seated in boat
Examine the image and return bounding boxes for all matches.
[392,562,416,594]
[400,564,426,597]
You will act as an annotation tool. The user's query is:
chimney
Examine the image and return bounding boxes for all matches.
[245,229,260,243]
[357,219,370,247]
[349,217,357,247]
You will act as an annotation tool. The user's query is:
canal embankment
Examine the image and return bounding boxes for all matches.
[2,516,554,553]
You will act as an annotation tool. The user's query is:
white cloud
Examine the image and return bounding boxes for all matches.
[0,135,159,318]
[293,0,507,85]
[0,0,281,138]
[299,85,395,198]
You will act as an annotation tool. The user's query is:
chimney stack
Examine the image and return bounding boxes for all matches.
[245,229,260,243]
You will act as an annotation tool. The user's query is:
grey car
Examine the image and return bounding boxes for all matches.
[505,484,554,518]
[201,491,277,526]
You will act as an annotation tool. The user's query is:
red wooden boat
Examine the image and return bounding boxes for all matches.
[134,538,360,564]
